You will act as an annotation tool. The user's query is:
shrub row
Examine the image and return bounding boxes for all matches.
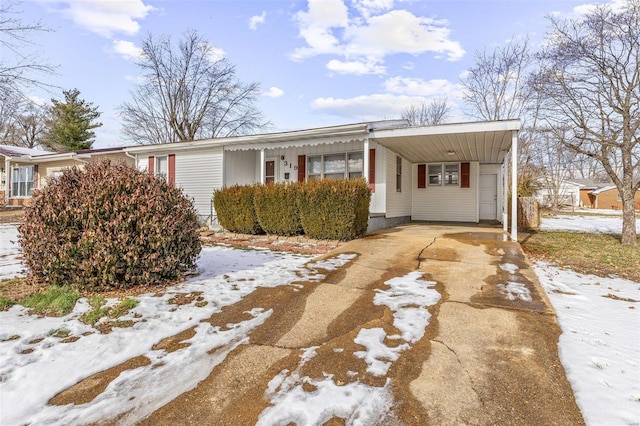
[212,179,371,241]
[19,160,202,291]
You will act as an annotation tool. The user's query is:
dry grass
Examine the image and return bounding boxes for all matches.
[521,230,640,282]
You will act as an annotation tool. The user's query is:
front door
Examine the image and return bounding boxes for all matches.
[479,174,497,220]
[265,160,275,184]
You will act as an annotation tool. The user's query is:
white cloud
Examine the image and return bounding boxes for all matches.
[311,94,431,120]
[249,11,267,30]
[51,0,154,38]
[326,59,386,75]
[573,0,629,15]
[291,0,349,60]
[352,0,394,18]
[200,43,226,62]
[343,10,465,60]
[310,76,466,122]
[112,39,143,61]
[383,76,463,99]
[263,87,284,98]
[291,0,465,71]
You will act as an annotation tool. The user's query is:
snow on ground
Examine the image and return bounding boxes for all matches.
[0,223,25,279]
[541,210,640,234]
[0,241,357,425]
[534,263,640,425]
[257,272,440,425]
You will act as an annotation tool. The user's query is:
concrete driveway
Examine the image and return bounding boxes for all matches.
[141,223,584,425]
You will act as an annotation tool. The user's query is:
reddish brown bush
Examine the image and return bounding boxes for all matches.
[19,160,201,291]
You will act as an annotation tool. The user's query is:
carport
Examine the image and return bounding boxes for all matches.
[368,119,521,241]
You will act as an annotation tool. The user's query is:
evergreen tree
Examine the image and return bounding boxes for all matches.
[43,88,102,151]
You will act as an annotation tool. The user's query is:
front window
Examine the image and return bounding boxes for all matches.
[11,166,35,197]
[306,152,363,180]
[155,156,168,180]
[445,164,459,185]
[429,163,460,186]
[428,164,442,186]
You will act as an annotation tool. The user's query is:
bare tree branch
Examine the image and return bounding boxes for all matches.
[530,0,640,244]
[120,29,269,145]
[401,98,451,126]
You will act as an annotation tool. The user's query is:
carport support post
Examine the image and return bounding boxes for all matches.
[259,149,265,184]
[503,155,508,232]
[363,139,370,185]
[510,130,518,241]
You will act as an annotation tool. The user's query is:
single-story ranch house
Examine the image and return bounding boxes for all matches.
[2,119,522,240]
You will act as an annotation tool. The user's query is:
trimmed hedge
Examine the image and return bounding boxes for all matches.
[213,179,370,241]
[298,178,371,240]
[254,182,303,236]
[213,184,263,234]
[18,160,201,291]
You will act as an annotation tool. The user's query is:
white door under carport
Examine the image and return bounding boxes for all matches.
[479,174,498,220]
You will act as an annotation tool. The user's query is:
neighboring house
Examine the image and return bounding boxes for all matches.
[534,178,585,208]
[585,185,640,210]
[1,145,133,206]
[2,119,522,240]
[571,179,600,207]
[124,119,522,239]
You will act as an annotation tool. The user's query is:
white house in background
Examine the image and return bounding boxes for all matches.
[1,145,132,206]
[124,119,522,240]
[534,178,584,208]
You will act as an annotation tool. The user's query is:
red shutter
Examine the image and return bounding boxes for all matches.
[297,155,306,182]
[368,148,376,192]
[461,162,470,188]
[168,154,176,185]
[148,156,154,174]
[417,164,426,189]
[33,165,39,189]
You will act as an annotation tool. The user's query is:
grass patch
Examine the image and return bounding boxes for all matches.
[521,230,640,282]
[21,286,81,316]
[80,297,138,325]
[0,297,16,310]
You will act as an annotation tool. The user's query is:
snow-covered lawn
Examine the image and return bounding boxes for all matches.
[534,263,640,425]
[0,224,25,279]
[541,209,640,234]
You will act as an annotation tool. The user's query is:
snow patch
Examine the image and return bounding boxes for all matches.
[500,263,519,274]
[0,223,25,279]
[498,282,532,302]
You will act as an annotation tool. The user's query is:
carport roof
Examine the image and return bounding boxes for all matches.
[369,119,521,164]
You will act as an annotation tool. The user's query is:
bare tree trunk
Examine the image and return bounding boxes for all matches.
[621,188,637,244]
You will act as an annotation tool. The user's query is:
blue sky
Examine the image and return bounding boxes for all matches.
[11,0,623,148]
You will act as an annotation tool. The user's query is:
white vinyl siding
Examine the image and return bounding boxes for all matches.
[175,147,223,222]
[224,150,259,185]
[385,153,411,217]
[412,162,479,222]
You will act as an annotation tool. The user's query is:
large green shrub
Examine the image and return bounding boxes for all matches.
[298,178,371,240]
[18,160,201,291]
[213,184,263,234]
[254,182,303,236]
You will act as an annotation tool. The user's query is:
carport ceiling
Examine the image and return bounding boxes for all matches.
[370,119,521,164]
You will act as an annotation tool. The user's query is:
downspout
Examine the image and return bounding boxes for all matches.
[124,151,138,168]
